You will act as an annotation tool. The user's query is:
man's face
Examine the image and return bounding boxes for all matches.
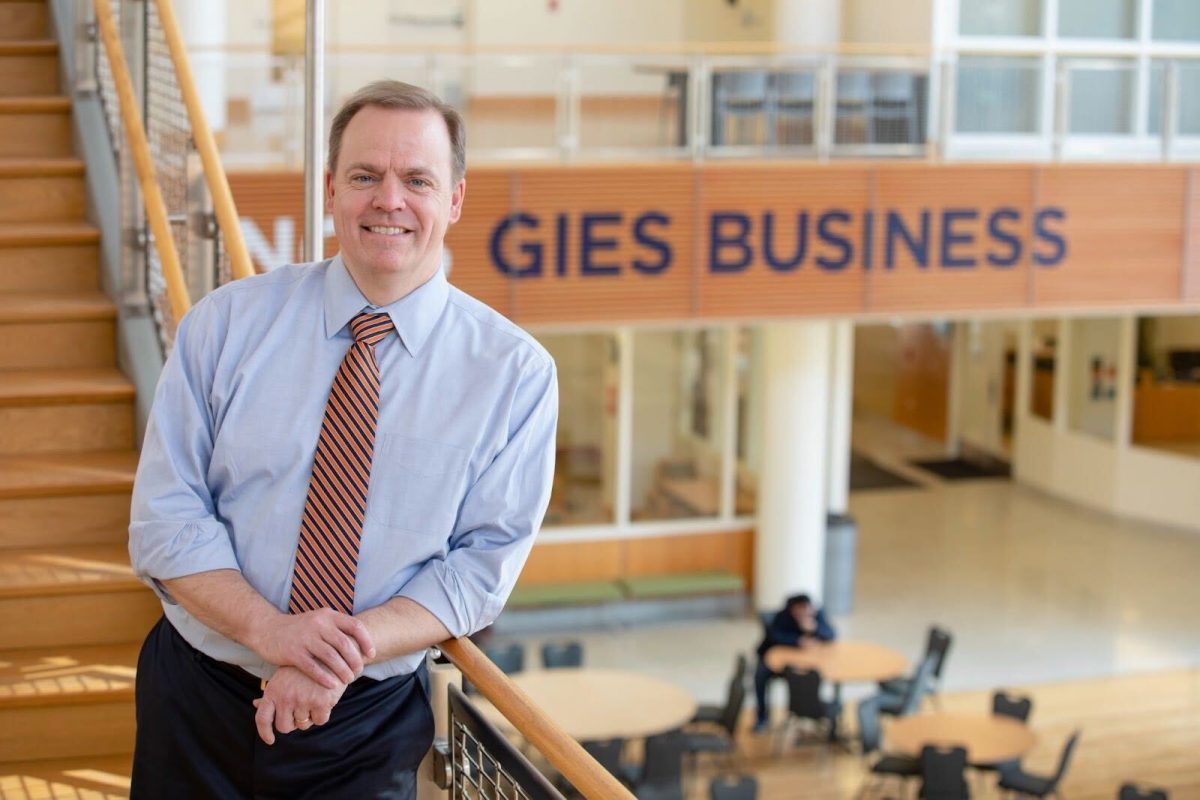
[326,105,464,293]
[790,603,814,627]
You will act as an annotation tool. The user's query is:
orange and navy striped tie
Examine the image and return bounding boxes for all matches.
[288,311,394,615]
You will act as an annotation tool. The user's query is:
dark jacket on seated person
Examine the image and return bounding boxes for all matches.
[755,605,836,657]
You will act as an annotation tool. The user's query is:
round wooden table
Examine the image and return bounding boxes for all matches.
[764,640,908,684]
[476,668,697,741]
[886,711,1037,766]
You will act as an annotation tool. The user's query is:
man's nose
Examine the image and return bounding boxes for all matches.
[372,174,407,210]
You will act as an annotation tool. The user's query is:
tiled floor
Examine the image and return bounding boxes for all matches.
[506,416,1200,714]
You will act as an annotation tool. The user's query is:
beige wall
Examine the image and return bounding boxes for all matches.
[841,0,933,44]
[685,0,775,43]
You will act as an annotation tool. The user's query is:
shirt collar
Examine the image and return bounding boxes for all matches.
[323,253,451,357]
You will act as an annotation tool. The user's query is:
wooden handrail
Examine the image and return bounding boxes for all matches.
[91,0,190,322]
[150,0,254,282]
[438,637,635,800]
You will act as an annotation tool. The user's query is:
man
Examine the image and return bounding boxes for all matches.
[128,80,557,798]
[752,593,836,732]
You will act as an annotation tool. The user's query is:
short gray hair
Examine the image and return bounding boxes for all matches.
[327,80,466,183]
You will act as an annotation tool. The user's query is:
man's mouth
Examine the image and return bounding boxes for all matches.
[363,225,413,235]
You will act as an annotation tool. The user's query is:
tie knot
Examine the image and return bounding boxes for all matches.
[349,312,394,346]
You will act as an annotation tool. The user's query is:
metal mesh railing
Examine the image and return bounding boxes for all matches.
[445,686,564,800]
[90,0,227,355]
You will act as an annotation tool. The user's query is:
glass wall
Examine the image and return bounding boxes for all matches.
[537,333,617,526]
[1029,320,1057,421]
[1148,60,1200,136]
[1067,60,1137,135]
[631,329,727,521]
[960,0,1042,37]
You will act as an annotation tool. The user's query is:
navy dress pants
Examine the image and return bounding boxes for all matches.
[131,616,433,800]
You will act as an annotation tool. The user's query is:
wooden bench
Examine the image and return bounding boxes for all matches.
[618,571,745,600]
[506,580,624,610]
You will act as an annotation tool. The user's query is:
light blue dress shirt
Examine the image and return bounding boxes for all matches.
[129,255,558,680]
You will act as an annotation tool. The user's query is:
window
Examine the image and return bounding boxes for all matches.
[959,0,1042,37]
[1066,60,1136,135]
[1152,0,1200,42]
[1058,0,1136,39]
[956,57,1041,134]
[536,333,617,526]
[631,329,727,521]
[1148,60,1200,136]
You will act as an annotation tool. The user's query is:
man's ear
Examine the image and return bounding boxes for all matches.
[324,170,334,211]
[448,179,466,225]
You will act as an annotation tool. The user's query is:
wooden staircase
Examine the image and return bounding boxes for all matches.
[0,1,156,794]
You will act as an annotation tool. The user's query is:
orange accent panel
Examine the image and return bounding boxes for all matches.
[624,528,754,586]
[516,539,623,585]
[1033,166,1187,306]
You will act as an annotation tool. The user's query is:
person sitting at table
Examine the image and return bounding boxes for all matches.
[752,593,836,732]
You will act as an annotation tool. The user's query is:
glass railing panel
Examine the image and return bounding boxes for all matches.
[575,54,692,153]
[1065,59,1136,135]
[955,55,1042,134]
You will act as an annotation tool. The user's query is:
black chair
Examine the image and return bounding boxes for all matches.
[485,643,525,674]
[880,653,937,718]
[684,659,746,768]
[628,730,688,800]
[992,690,1033,722]
[1118,784,1168,800]
[880,626,953,706]
[920,745,970,800]
[541,640,583,669]
[692,654,747,725]
[710,774,757,800]
[857,694,921,796]
[556,738,628,797]
[775,668,840,752]
[997,730,1081,798]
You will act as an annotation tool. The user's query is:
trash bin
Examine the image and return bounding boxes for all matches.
[823,513,857,616]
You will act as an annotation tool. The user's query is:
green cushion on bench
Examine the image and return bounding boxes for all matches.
[507,580,624,608]
[619,572,745,599]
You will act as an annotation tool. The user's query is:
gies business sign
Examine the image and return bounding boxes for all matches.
[489,206,1067,277]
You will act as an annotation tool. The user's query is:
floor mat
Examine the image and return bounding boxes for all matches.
[850,454,921,490]
[910,456,1011,480]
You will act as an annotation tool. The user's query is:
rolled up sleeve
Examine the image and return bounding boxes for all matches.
[398,356,557,637]
[129,301,240,602]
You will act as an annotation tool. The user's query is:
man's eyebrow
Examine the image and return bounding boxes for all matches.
[344,161,382,174]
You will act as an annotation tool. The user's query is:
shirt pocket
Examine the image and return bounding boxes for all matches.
[368,434,469,535]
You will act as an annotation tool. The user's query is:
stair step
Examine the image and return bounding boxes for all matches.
[0,292,116,369]
[0,98,72,158]
[0,368,134,406]
[0,644,136,771]
[0,642,138,709]
[0,42,58,97]
[0,159,85,223]
[0,544,161,649]
[0,452,135,550]
[0,369,135,456]
[0,224,100,293]
[0,755,132,795]
[0,2,48,41]
[0,451,137,499]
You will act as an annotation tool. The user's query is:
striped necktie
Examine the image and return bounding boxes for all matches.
[288,311,394,615]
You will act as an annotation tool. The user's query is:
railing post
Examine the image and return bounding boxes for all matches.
[815,56,834,162]
[558,52,581,162]
[74,0,98,96]
[1053,58,1069,162]
[1162,60,1179,163]
[303,0,325,264]
[689,54,709,161]
[936,57,955,161]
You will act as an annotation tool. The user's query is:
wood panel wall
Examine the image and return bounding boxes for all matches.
[517,528,755,588]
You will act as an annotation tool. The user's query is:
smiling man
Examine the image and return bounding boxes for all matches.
[128,81,558,798]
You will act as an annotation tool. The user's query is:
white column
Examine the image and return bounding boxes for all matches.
[755,321,831,609]
[773,0,841,46]
[825,320,854,515]
[176,0,227,131]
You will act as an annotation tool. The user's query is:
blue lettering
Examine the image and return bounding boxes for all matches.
[862,211,874,270]
[555,213,569,276]
[710,212,753,273]
[490,213,541,277]
[986,208,1022,268]
[940,208,978,269]
[816,210,853,271]
[763,211,809,272]
[886,211,930,269]
[1033,207,1067,266]
[632,211,672,274]
[580,213,622,276]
